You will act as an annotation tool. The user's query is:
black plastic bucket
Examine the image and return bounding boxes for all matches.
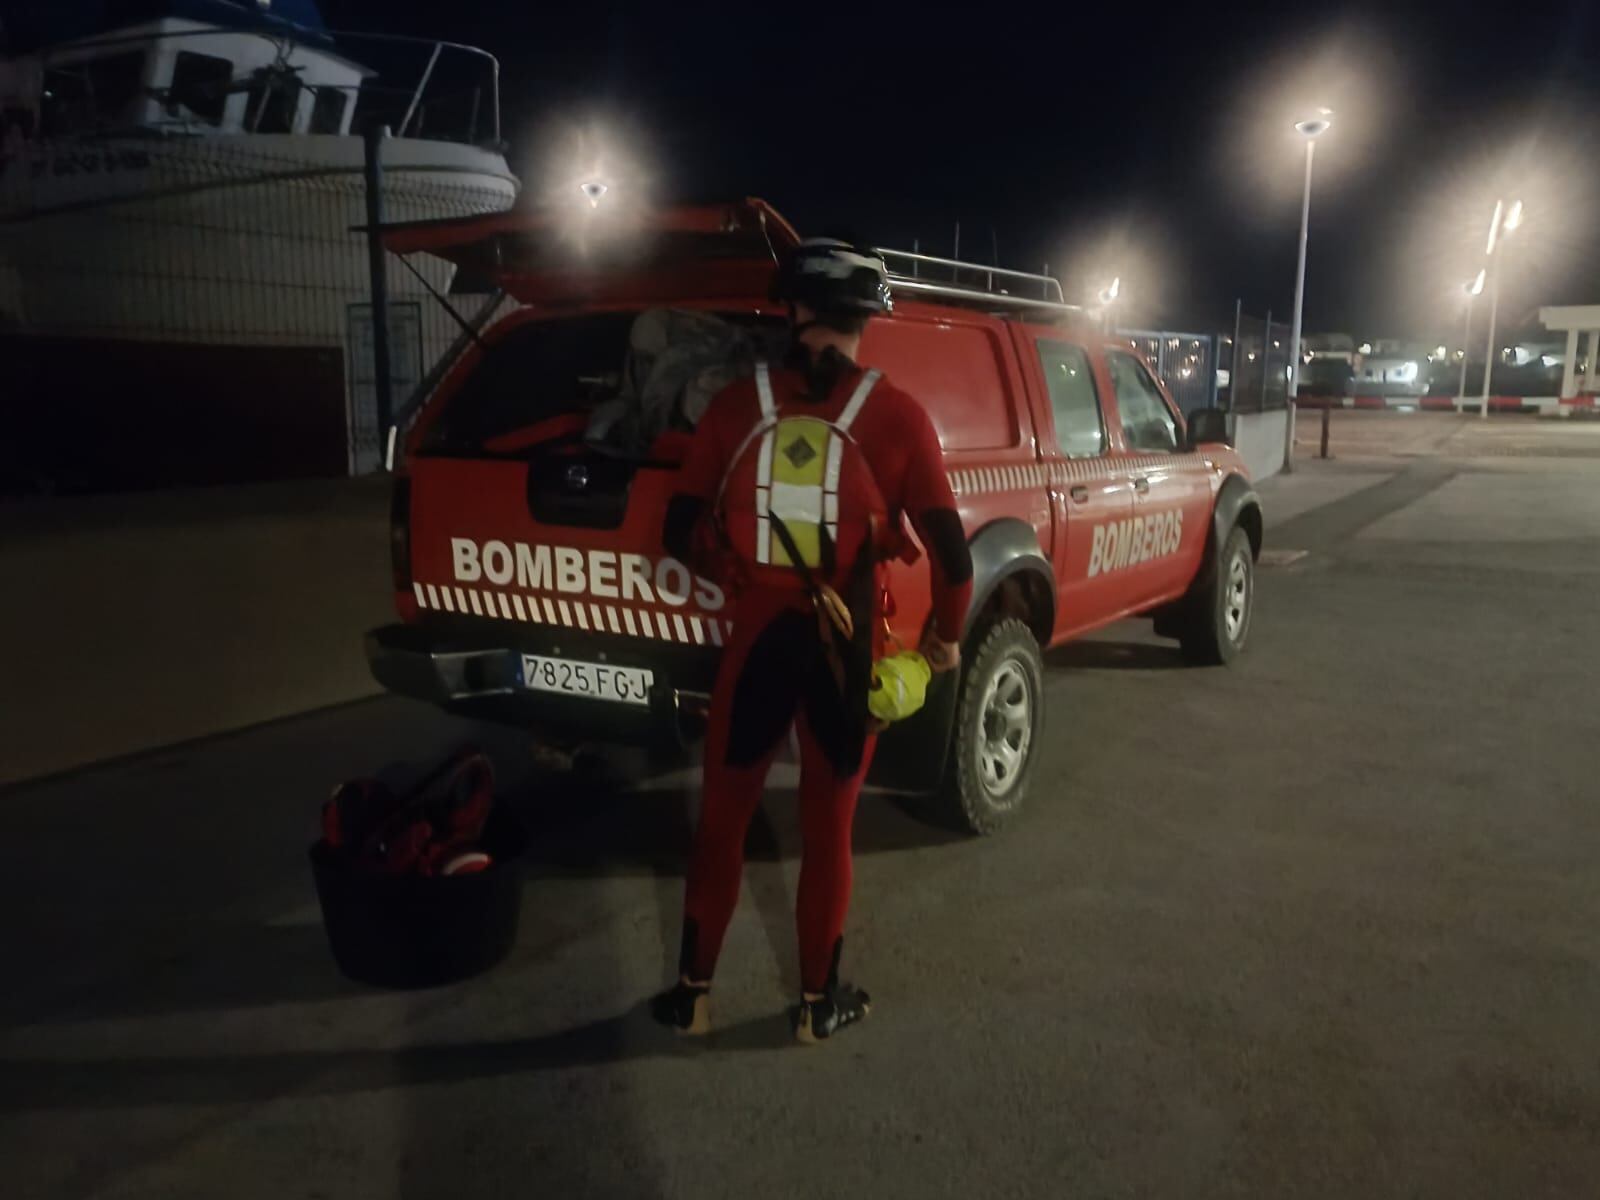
[309,808,527,988]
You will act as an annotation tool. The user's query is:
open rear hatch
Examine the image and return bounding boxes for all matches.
[380,200,798,695]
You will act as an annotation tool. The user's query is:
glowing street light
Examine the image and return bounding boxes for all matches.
[1479,198,1523,418]
[1286,109,1331,407]
[1097,276,1120,332]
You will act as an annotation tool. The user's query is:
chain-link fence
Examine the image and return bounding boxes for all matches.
[1224,311,1292,413]
[0,135,513,493]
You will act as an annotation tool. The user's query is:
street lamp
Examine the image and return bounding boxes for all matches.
[1285,109,1330,474]
[1097,276,1120,333]
[1458,268,1485,400]
[1479,198,1523,418]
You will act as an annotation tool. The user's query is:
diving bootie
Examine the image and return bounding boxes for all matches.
[793,982,871,1044]
[651,979,711,1036]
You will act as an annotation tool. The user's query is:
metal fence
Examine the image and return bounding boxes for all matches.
[0,135,513,492]
[1118,328,1220,416]
[1224,310,1293,413]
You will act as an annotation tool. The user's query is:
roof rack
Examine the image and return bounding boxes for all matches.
[874,247,1083,319]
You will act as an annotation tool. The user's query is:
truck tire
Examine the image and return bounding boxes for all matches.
[930,618,1045,836]
[1179,525,1254,665]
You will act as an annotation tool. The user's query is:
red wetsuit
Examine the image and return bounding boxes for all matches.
[664,351,972,993]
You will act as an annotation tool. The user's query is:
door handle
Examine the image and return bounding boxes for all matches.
[1069,485,1089,504]
[1133,476,1150,495]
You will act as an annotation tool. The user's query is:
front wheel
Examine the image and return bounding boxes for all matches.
[1179,525,1254,665]
[931,618,1045,836]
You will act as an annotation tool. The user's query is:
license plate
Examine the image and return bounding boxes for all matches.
[520,655,653,707]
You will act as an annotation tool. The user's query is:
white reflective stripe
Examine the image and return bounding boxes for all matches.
[557,599,572,626]
[755,361,776,420]
[607,606,621,634]
[673,613,689,643]
[425,583,441,609]
[512,594,527,621]
[590,603,604,629]
[755,428,775,486]
[708,619,725,647]
[656,611,673,639]
[469,590,484,616]
[823,492,839,524]
[622,607,638,636]
[836,369,880,432]
[413,582,428,608]
[690,616,706,645]
[498,593,515,620]
[440,587,456,613]
[542,597,557,623]
[573,603,589,630]
[823,429,844,495]
[454,587,468,611]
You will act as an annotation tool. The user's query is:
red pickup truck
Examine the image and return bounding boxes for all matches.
[367,199,1262,834]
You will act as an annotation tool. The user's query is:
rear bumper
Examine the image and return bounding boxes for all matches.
[365,622,712,747]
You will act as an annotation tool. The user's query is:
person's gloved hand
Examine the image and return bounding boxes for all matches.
[919,630,961,674]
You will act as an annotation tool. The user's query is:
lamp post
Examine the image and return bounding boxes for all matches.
[1458,268,1485,401]
[1098,276,1120,334]
[1479,198,1522,419]
[1284,110,1330,475]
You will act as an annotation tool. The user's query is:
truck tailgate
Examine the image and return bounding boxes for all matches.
[408,453,731,654]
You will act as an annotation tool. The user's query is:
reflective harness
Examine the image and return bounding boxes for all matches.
[746,360,881,570]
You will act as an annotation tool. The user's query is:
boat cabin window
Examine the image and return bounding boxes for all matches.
[167,51,232,126]
[309,87,348,135]
[246,69,302,133]
[41,51,148,135]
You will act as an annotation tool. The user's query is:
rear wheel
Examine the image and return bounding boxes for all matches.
[930,619,1045,835]
[1179,525,1254,665]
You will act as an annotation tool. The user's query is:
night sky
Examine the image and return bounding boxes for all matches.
[38,1,1600,337]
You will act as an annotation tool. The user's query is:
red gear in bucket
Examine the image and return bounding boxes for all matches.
[653,238,973,1043]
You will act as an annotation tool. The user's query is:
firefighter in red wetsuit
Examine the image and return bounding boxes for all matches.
[653,238,973,1042]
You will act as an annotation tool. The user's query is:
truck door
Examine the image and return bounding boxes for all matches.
[1103,349,1214,605]
[1029,336,1134,638]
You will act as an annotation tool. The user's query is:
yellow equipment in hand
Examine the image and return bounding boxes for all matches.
[868,650,932,724]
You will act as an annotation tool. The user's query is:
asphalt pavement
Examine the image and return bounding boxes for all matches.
[3,411,1599,1199]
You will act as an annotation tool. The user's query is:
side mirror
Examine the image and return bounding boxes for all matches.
[1184,407,1229,450]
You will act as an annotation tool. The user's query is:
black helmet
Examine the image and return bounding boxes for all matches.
[772,237,894,316]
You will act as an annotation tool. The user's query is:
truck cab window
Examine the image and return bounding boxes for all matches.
[1035,339,1104,458]
[1107,351,1179,453]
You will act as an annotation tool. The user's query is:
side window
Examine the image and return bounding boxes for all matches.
[1035,339,1104,458]
[167,52,233,127]
[1107,351,1179,453]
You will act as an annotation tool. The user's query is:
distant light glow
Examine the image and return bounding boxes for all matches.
[579,180,608,208]
[1541,354,1561,369]
[1504,199,1524,233]
[1485,199,1504,255]
[1468,269,1486,297]
[1434,344,1448,359]
[1360,342,1373,355]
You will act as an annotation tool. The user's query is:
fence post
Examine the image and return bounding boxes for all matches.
[1320,402,1331,459]
[1259,309,1272,411]
[362,123,393,470]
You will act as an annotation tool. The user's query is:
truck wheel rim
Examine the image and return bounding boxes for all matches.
[978,659,1032,798]
[1224,550,1251,642]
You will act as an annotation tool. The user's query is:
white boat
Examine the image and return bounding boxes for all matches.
[0,0,519,492]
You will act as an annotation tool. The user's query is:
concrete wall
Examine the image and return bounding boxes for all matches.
[1229,408,1290,481]
[0,479,393,786]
